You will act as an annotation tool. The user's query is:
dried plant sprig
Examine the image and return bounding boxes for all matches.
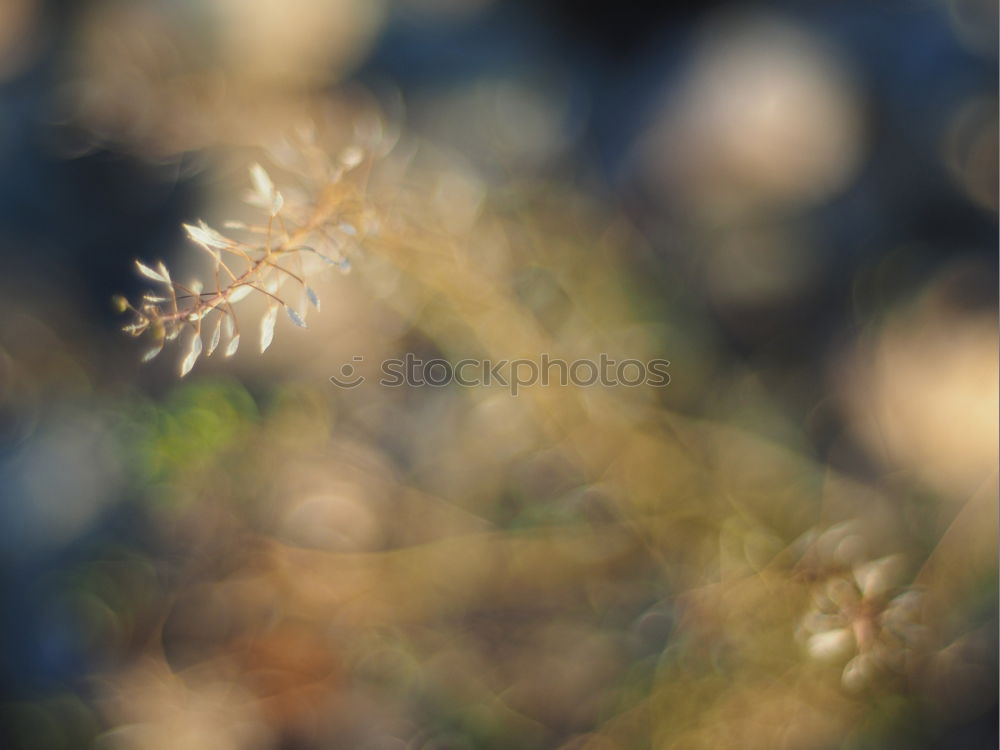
[115,157,360,376]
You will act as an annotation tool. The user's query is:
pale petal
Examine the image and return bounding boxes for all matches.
[854,555,906,600]
[841,653,877,692]
[800,610,847,634]
[825,576,861,611]
[339,145,364,169]
[807,628,855,662]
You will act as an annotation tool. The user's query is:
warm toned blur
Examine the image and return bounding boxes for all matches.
[0,2,995,749]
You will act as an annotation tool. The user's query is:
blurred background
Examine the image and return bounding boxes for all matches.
[0,1,996,748]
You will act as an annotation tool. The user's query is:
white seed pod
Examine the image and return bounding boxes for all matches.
[135,260,169,284]
[306,286,320,310]
[141,341,164,362]
[225,333,240,358]
[249,163,274,201]
[285,306,307,329]
[260,304,278,353]
[184,221,230,250]
[179,331,203,377]
[264,274,282,295]
[207,316,222,356]
[228,285,253,303]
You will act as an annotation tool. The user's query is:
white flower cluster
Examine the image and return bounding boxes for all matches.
[794,523,928,692]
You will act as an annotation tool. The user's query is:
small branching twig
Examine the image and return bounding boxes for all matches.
[115,151,359,376]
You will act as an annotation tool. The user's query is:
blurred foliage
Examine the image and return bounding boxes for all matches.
[117,381,259,486]
[0,1,996,749]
